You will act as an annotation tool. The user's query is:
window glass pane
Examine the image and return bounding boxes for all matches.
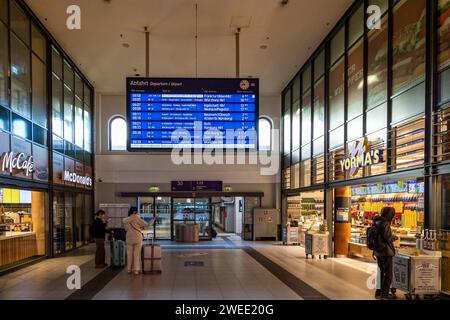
[32,54,47,128]
[347,39,364,120]
[12,112,31,140]
[52,47,62,79]
[10,0,29,44]
[439,0,450,71]
[330,26,345,65]
[292,75,300,102]
[329,57,345,129]
[313,137,324,156]
[349,5,364,47]
[64,193,73,251]
[53,134,63,153]
[0,105,9,131]
[292,100,300,150]
[313,78,325,139]
[0,23,8,108]
[370,0,389,16]
[368,15,388,109]
[64,60,74,89]
[52,74,63,136]
[53,153,63,184]
[347,115,363,142]
[75,97,83,147]
[367,103,387,133]
[11,135,31,178]
[329,126,344,149]
[11,34,31,119]
[302,64,311,93]
[392,0,426,96]
[283,90,291,155]
[0,0,7,24]
[301,159,311,187]
[75,74,83,99]
[302,91,311,145]
[302,143,311,160]
[392,82,425,123]
[367,129,387,176]
[65,140,74,158]
[292,148,300,164]
[84,105,91,152]
[439,69,450,104]
[33,123,47,146]
[31,24,46,62]
[33,144,48,181]
[314,50,325,82]
[84,83,91,105]
[258,117,271,151]
[110,117,127,151]
[64,86,74,142]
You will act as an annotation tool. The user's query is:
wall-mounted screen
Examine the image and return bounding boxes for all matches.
[127,78,259,151]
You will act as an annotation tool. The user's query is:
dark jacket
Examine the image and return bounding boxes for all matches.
[373,215,396,257]
[91,217,107,239]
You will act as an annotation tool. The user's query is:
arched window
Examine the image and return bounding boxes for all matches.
[109,116,127,151]
[259,116,273,151]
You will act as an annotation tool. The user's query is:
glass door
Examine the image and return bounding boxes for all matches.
[172,198,195,240]
[195,198,211,240]
[155,196,171,240]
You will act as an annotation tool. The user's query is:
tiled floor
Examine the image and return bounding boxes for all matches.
[0,237,379,300]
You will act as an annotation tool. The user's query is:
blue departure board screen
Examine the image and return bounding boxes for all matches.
[126,78,259,151]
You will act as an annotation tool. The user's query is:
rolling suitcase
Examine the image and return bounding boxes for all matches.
[141,236,162,274]
[110,238,126,268]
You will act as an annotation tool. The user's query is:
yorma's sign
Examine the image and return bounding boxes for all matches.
[340,138,383,176]
[1,152,34,176]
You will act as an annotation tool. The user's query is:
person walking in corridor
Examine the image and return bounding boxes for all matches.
[373,207,398,300]
[123,207,156,275]
[92,210,108,268]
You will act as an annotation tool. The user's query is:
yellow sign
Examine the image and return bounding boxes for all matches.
[340,138,383,176]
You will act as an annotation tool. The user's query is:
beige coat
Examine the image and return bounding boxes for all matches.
[123,214,151,244]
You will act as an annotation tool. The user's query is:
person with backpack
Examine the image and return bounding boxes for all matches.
[368,206,398,300]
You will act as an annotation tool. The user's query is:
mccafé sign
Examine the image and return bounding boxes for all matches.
[1,152,34,177]
[64,170,93,187]
[340,138,383,177]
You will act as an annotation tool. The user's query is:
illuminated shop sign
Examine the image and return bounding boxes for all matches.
[1,152,34,177]
[340,138,383,176]
[64,170,93,187]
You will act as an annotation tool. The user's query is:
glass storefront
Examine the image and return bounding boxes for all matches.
[0,0,94,270]
[0,188,47,269]
[280,0,450,294]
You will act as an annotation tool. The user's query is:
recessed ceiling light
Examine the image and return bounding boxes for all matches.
[260,45,268,50]
[122,43,130,48]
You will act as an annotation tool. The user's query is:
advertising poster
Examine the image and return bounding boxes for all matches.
[413,259,440,294]
[329,58,345,129]
[393,255,409,292]
[367,15,388,108]
[392,0,427,95]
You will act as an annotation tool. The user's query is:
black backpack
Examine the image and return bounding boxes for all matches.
[366,224,380,251]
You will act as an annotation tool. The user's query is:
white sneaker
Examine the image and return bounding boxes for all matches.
[134,271,140,275]
[127,270,132,274]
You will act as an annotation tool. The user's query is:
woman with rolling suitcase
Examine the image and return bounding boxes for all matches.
[123,207,157,275]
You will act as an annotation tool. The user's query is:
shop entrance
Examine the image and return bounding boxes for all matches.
[333,179,425,260]
[0,188,48,270]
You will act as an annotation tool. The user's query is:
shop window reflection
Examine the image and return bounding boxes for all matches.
[327,147,345,182]
[366,129,388,176]
[390,118,425,170]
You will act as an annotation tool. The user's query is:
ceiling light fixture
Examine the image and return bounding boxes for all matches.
[260,45,268,50]
[122,43,130,48]
[280,0,289,7]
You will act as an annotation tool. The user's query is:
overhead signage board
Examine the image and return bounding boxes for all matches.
[171,181,223,192]
[127,78,259,151]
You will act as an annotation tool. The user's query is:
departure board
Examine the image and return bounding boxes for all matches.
[126,78,259,151]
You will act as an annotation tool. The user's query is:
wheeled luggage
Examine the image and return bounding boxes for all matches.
[110,239,126,268]
[141,237,162,274]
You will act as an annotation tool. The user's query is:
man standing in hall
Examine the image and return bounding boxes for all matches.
[91,210,109,268]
